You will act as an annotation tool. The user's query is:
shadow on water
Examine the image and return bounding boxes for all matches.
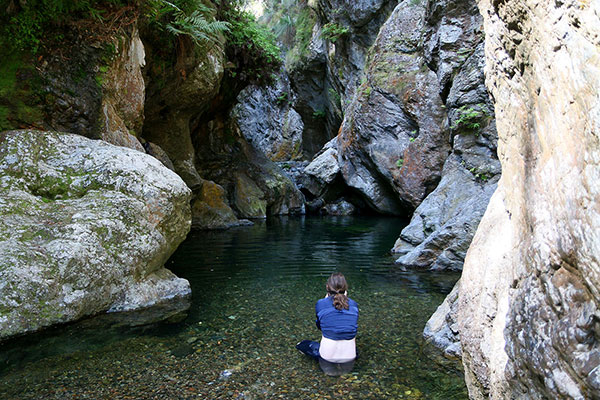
[0,215,467,399]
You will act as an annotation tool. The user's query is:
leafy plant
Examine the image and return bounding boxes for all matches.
[222,4,282,85]
[468,166,491,182]
[396,158,404,168]
[1,0,128,53]
[328,88,341,107]
[451,104,489,132]
[320,22,349,43]
[312,109,326,118]
[276,91,289,106]
[146,0,229,47]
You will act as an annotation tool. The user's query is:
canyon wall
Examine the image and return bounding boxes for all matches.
[458,0,600,398]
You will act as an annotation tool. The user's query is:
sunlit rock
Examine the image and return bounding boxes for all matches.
[0,130,192,340]
[458,0,600,397]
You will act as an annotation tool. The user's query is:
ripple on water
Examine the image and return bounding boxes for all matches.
[0,216,466,399]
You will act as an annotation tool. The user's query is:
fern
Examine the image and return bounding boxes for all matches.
[148,0,229,46]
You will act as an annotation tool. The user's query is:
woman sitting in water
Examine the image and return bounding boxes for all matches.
[296,272,359,376]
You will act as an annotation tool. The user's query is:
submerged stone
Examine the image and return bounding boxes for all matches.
[0,130,192,340]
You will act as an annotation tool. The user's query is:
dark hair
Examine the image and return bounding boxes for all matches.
[326,272,349,310]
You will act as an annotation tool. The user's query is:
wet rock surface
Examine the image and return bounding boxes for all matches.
[0,130,192,340]
[458,0,600,398]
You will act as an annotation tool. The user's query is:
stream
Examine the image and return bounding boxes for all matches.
[0,216,466,399]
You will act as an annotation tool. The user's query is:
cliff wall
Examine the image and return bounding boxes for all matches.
[458,0,600,397]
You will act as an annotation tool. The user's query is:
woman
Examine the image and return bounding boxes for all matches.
[296,272,359,376]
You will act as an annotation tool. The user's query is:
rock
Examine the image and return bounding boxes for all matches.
[232,70,304,161]
[0,130,192,340]
[304,145,340,186]
[142,43,226,189]
[322,199,356,216]
[288,22,333,157]
[382,0,498,273]
[98,27,147,152]
[0,26,146,152]
[423,281,461,361]
[457,0,600,398]
[195,119,305,218]
[142,140,176,171]
[337,0,450,214]
[393,155,498,271]
[233,172,268,219]
[191,179,248,229]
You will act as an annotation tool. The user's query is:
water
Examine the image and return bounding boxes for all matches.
[0,216,467,399]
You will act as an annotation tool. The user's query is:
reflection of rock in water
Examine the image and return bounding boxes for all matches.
[84,296,191,329]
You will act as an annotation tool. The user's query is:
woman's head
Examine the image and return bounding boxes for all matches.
[326,272,349,310]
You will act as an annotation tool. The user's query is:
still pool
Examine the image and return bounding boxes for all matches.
[0,216,467,399]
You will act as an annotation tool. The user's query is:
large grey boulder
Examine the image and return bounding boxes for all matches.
[0,130,192,340]
[457,0,600,398]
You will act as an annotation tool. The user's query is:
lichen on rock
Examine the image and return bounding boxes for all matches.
[0,130,192,340]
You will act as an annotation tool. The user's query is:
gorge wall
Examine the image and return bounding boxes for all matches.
[0,2,305,338]
[456,0,600,398]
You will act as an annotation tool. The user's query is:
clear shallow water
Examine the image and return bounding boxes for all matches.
[0,216,466,399]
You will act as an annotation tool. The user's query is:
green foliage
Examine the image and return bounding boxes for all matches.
[0,49,44,130]
[451,104,489,132]
[320,22,349,43]
[222,4,282,85]
[283,6,317,68]
[469,166,490,182]
[312,109,326,119]
[145,0,229,47]
[396,158,404,168]
[328,88,341,107]
[276,91,289,106]
[0,0,128,53]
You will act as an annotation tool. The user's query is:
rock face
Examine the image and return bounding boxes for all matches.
[98,27,147,152]
[332,0,498,222]
[142,44,225,189]
[233,70,304,161]
[423,280,461,361]
[337,0,450,215]
[194,118,305,218]
[457,1,600,398]
[393,155,498,271]
[0,27,147,152]
[0,130,192,340]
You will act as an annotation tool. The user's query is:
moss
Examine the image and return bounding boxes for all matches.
[0,106,11,131]
[0,49,44,130]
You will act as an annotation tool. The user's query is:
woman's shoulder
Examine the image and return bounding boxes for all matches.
[348,298,358,309]
[316,296,333,309]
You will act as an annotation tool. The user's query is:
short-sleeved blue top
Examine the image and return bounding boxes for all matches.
[315,296,359,340]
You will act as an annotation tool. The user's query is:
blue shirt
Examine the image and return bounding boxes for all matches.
[315,296,359,340]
